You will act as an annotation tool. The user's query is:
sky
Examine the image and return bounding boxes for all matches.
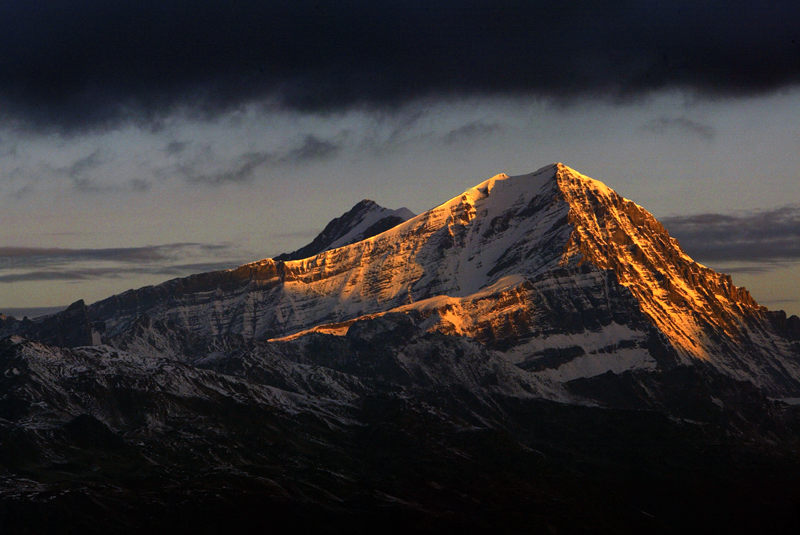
[1,1,799,318]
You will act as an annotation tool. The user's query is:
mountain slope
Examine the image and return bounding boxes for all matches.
[556,165,800,390]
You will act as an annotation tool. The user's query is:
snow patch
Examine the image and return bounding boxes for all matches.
[536,348,657,382]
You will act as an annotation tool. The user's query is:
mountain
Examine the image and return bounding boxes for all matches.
[59,163,800,394]
[274,199,415,261]
[2,163,800,533]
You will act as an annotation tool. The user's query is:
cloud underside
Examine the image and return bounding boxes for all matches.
[0,244,246,283]
[2,1,799,131]
[664,205,800,270]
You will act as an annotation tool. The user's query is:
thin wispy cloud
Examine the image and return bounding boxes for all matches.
[61,148,108,192]
[720,265,776,275]
[281,135,340,163]
[0,261,242,284]
[0,243,247,284]
[65,149,104,180]
[641,116,716,140]
[46,147,153,193]
[182,135,342,185]
[11,183,34,199]
[442,121,503,145]
[0,243,226,266]
[128,178,151,192]
[185,151,272,185]
[0,306,66,319]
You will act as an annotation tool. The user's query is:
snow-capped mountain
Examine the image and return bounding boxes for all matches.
[68,163,800,394]
[3,163,800,533]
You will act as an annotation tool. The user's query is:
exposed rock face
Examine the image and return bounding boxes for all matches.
[553,165,800,392]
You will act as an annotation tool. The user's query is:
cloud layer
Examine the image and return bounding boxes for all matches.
[663,205,800,264]
[0,243,245,283]
[2,1,799,131]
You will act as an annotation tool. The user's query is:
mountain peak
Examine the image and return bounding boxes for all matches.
[555,162,617,197]
[353,199,378,209]
[274,198,415,261]
[468,163,609,201]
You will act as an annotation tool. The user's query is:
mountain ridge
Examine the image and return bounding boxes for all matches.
[3,163,798,393]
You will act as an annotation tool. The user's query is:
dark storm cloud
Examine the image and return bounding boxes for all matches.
[2,1,799,132]
[641,117,716,140]
[664,205,800,264]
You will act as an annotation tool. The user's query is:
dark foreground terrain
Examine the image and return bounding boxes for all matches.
[2,327,800,534]
[3,407,800,534]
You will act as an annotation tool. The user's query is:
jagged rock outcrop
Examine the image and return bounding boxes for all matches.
[0,300,98,348]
